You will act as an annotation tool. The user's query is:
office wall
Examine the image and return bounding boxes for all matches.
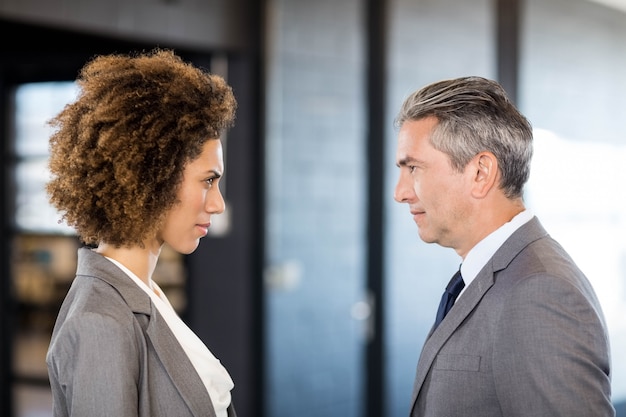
[0,0,249,51]
[263,0,368,416]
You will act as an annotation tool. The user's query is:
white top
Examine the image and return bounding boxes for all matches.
[459,209,534,298]
[106,257,234,417]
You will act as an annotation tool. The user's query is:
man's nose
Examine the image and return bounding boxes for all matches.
[393,174,410,203]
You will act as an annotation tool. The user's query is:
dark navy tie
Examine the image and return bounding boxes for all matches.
[434,270,465,329]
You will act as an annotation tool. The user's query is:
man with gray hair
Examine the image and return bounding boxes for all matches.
[393,76,614,416]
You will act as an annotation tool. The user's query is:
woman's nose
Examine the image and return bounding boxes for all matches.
[207,188,226,214]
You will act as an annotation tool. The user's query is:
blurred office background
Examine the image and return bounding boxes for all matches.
[1,0,625,416]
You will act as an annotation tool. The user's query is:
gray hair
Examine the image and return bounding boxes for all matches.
[394,76,533,199]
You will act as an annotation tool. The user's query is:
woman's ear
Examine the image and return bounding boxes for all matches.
[471,152,498,198]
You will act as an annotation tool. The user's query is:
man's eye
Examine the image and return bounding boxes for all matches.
[408,166,416,173]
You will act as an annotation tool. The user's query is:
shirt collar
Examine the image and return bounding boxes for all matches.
[460,209,534,289]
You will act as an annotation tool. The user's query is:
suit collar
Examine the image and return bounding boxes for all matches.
[461,209,534,285]
[76,247,152,315]
[490,216,548,271]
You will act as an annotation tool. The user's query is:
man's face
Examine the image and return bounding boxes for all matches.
[394,116,472,253]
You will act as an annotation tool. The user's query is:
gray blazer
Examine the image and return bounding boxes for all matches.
[410,217,614,416]
[47,248,236,417]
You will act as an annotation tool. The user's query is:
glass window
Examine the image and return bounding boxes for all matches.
[13,82,78,234]
[521,0,626,409]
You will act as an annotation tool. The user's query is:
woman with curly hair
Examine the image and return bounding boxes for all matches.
[45,48,238,417]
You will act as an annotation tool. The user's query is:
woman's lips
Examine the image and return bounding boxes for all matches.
[197,222,211,236]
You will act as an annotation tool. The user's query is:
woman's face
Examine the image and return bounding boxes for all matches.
[158,139,225,254]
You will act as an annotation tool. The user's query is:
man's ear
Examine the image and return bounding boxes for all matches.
[471,152,498,198]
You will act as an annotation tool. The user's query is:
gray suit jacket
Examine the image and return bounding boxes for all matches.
[47,248,236,417]
[410,217,614,416]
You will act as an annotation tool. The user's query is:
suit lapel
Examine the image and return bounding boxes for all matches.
[409,217,549,411]
[409,267,495,409]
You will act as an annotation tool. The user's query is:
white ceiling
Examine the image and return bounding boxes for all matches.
[586,0,626,13]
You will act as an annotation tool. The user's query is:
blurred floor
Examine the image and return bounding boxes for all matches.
[14,384,52,417]
[13,331,52,417]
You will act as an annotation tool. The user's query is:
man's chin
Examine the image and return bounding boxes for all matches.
[417,230,436,244]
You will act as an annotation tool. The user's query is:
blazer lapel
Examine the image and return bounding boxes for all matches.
[146,308,216,417]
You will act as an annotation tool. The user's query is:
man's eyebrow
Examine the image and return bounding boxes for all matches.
[396,156,418,167]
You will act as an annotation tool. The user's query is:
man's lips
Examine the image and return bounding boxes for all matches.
[411,210,425,222]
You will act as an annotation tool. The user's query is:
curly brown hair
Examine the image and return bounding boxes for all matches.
[46,48,237,247]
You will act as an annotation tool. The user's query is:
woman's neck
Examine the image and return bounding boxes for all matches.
[95,242,161,287]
